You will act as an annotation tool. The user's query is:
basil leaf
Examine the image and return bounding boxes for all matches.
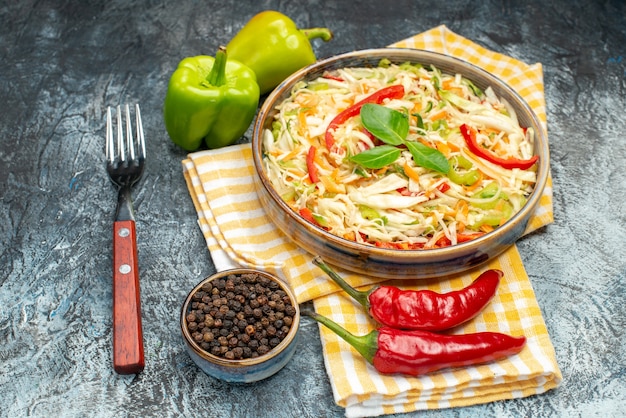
[349,145,401,169]
[405,141,450,174]
[360,104,408,146]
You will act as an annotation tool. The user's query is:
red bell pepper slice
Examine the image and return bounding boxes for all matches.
[306,145,319,183]
[436,182,450,193]
[456,231,486,243]
[324,84,405,149]
[322,73,345,82]
[299,207,317,224]
[299,207,327,230]
[460,124,539,170]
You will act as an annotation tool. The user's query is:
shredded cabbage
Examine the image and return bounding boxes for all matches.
[262,62,538,249]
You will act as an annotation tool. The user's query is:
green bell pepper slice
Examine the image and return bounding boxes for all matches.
[470,200,514,228]
[471,182,508,210]
[468,181,514,228]
[227,10,333,94]
[359,205,388,225]
[447,155,480,186]
[163,46,260,151]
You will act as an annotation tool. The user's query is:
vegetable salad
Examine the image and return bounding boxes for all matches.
[262,61,538,249]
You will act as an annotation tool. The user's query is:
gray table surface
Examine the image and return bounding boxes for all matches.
[1,0,624,417]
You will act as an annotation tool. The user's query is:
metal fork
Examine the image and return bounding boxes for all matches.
[106,104,146,374]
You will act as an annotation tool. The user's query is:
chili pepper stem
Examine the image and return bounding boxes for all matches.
[312,256,370,308]
[303,310,377,364]
[299,27,333,42]
[207,46,228,87]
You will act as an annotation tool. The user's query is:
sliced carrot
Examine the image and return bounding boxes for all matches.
[446,141,460,152]
[441,79,454,90]
[374,166,389,176]
[343,231,356,241]
[418,138,435,148]
[297,110,309,138]
[436,142,451,157]
[320,175,346,194]
[403,162,421,183]
[455,200,469,218]
[411,101,423,113]
[281,148,301,161]
[428,109,448,121]
[295,93,320,107]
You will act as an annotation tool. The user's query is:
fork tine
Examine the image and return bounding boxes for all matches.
[135,104,146,159]
[106,106,114,163]
[125,104,136,161]
[116,105,125,162]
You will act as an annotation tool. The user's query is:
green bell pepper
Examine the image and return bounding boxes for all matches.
[227,10,333,94]
[163,46,260,151]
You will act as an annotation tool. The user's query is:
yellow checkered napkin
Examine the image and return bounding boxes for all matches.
[182,25,560,417]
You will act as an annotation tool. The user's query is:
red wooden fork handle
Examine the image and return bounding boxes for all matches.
[112,220,145,374]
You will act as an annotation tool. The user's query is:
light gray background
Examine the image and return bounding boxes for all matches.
[1,0,624,417]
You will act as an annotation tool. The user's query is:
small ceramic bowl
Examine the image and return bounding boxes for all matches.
[251,48,550,280]
[180,269,300,383]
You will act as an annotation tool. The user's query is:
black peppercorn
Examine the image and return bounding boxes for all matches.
[186,272,296,361]
[269,337,281,348]
[232,347,244,359]
[205,316,215,328]
[243,347,252,358]
[266,325,277,336]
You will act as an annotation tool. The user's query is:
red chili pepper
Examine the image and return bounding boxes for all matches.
[460,124,539,170]
[305,310,526,376]
[313,257,501,331]
[306,145,319,183]
[324,84,405,149]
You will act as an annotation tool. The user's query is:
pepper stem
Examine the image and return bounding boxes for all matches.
[299,27,333,42]
[312,256,370,308]
[207,46,228,87]
[303,310,377,364]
